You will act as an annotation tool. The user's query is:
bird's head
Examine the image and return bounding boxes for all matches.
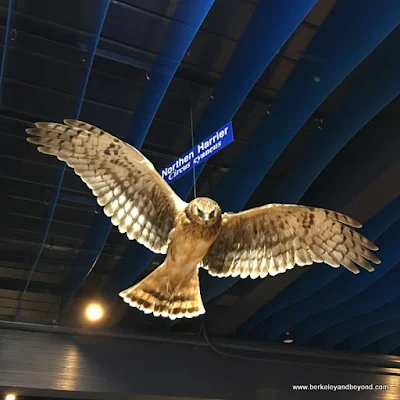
[186,197,222,226]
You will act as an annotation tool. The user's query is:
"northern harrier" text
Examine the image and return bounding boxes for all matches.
[160,122,233,183]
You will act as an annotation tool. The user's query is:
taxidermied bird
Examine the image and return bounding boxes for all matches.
[26,120,381,320]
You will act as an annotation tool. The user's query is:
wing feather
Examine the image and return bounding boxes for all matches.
[26,120,187,253]
[203,204,380,277]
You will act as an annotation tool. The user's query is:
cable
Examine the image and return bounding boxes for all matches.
[200,315,272,362]
[188,80,197,199]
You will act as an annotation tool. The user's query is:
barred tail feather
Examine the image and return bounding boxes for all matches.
[119,262,205,320]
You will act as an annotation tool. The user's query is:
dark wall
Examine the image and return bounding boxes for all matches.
[0,323,399,399]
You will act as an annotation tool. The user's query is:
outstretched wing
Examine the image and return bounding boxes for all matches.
[26,120,187,254]
[203,204,380,278]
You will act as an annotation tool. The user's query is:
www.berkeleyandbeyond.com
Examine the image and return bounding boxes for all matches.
[292,383,390,391]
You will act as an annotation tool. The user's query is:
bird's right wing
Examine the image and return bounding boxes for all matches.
[202,204,380,278]
[26,120,187,254]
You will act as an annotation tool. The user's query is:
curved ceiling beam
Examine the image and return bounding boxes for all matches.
[184,0,400,312]
[15,0,112,312]
[379,331,400,355]
[295,262,400,345]
[239,196,400,335]
[61,0,216,308]
[322,288,400,348]
[100,0,317,305]
[352,318,400,351]
[302,107,400,215]
[264,27,400,205]
[253,219,400,342]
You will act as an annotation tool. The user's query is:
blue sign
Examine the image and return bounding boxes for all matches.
[160,121,234,184]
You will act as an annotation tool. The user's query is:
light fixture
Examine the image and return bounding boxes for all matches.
[283,331,294,344]
[85,303,104,322]
[5,394,16,400]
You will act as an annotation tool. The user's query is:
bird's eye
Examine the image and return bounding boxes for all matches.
[209,210,215,218]
[196,207,204,217]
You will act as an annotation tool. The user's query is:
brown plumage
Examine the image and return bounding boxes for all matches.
[26,120,381,319]
[120,198,222,319]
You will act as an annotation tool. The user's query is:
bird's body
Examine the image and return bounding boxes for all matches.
[170,199,222,267]
[120,198,222,318]
[26,120,381,320]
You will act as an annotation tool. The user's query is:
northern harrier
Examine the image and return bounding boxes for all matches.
[26,120,380,320]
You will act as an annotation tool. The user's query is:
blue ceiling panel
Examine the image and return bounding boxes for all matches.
[379,331,400,355]
[263,27,400,205]
[295,261,400,345]
[62,0,215,307]
[124,0,217,149]
[239,197,400,335]
[323,289,400,348]
[351,318,400,351]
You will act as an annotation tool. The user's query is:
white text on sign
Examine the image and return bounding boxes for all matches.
[160,122,233,184]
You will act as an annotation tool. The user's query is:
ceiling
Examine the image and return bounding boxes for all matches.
[1,0,399,371]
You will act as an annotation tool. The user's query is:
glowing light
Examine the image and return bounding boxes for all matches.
[283,331,294,344]
[85,303,104,321]
[5,394,16,400]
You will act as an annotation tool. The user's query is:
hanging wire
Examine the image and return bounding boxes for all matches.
[200,316,278,362]
[188,80,197,199]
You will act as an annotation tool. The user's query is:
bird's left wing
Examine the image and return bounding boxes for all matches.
[202,204,380,278]
[26,120,187,254]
